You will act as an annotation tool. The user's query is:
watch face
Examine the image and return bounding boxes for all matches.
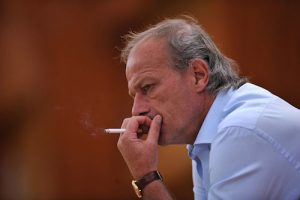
[131,180,142,198]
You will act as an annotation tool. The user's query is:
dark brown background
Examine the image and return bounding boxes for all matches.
[1,0,299,199]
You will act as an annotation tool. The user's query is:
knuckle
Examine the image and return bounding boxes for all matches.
[147,140,155,146]
[131,116,139,121]
[117,139,123,150]
[121,118,129,126]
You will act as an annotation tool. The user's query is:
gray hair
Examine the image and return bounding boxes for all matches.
[121,16,247,94]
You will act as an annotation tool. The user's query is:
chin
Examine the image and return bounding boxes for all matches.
[158,139,168,146]
[157,131,172,146]
[157,125,177,146]
[157,133,167,146]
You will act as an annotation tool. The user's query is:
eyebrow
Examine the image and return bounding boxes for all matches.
[128,76,156,97]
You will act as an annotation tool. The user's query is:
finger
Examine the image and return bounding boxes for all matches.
[125,116,152,136]
[119,118,130,138]
[121,118,130,129]
[147,115,162,143]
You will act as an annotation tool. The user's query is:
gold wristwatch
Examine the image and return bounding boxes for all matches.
[131,171,163,198]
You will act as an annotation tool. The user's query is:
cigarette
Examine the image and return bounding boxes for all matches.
[104,128,126,134]
[103,128,145,134]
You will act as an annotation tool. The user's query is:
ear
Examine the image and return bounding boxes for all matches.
[190,59,209,92]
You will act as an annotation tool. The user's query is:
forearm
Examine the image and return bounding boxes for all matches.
[117,116,175,199]
[142,180,174,200]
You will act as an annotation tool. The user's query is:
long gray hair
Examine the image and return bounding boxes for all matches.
[121,16,247,94]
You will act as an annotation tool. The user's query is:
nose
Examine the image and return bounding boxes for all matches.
[131,93,150,116]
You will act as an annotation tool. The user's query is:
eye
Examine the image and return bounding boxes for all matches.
[141,84,153,94]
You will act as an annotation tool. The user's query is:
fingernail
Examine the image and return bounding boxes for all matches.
[156,115,162,123]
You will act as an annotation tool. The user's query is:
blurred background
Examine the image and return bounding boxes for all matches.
[0,0,299,199]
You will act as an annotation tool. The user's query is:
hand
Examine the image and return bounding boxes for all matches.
[117,115,162,179]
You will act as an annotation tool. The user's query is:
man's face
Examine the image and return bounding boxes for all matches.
[126,38,207,145]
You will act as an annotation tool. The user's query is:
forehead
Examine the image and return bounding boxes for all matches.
[125,38,172,80]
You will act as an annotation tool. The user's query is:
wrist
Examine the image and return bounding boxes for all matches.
[131,170,163,198]
[130,167,158,180]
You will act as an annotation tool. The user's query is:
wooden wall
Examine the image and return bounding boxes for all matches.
[1,1,299,199]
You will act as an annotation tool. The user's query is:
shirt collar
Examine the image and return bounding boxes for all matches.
[193,87,235,145]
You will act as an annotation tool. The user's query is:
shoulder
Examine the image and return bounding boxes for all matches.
[211,83,300,173]
[218,83,300,131]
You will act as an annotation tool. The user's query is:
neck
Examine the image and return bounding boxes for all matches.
[188,93,216,144]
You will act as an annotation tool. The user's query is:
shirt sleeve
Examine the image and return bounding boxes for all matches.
[208,126,300,200]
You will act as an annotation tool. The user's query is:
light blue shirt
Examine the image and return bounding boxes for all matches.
[187,83,300,200]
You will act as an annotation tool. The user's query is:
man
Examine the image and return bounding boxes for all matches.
[117,16,300,200]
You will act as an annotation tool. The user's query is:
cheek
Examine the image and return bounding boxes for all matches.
[158,95,187,124]
[152,80,191,122]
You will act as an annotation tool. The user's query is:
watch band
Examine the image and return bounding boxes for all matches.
[132,171,163,198]
[136,171,163,190]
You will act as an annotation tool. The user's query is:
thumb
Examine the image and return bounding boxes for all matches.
[147,115,162,143]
